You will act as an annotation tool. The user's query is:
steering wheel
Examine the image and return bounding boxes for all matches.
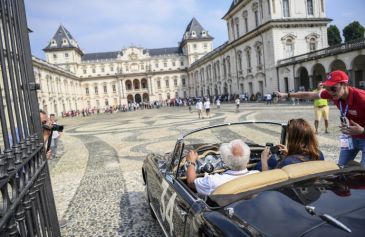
[175,144,223,176]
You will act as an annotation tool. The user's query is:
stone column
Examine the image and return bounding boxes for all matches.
[148,76,153,95]
[309,75,313,90]
[120,79,125,99]
[347,69,355,86]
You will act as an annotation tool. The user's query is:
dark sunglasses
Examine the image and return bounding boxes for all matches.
[326,86,338,92]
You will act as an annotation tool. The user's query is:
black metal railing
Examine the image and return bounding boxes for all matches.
[0,0,60,236]
[277,38,365,67]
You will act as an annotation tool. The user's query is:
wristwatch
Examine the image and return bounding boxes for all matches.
[185,161,196,169]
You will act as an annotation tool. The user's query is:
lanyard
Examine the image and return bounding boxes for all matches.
[339,101,348,117]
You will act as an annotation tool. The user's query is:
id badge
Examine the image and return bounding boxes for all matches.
[340,134,354,150]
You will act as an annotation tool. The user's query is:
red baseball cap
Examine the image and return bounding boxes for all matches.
[322,70,349,87]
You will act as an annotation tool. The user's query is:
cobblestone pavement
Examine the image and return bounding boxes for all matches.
[48,103,359,237]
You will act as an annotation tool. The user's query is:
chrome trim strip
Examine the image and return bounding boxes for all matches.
[150,202,170,237]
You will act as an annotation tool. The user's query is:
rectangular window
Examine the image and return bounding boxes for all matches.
[112,85,116,92]
[307,0,314,15]
[244,18,248,33]
[103,85,107,93]
[157,81,161,89]
[83,69,87,74]
[94,86,98,94]
[101,68,105,73]
[110,66,114,71]
[92,68,96,73]
[174,79,177,86]
[65,53,69,57]
[180,61,184,66]
[155,63,159,68]
[283,0,290,17]
[53,54,57,59]
[164,62,167,67]
[86,88,89,95]
[236,23,240,37]
[182,78,186,86]
[272,0,276,13]
[260,0,264,18]
[165,80,169,88]
[267,0,271,15]
[172,61,176,66]
[193,44,197,50]
[255,11,259,27]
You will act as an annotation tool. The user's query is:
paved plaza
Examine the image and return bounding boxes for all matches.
[49,102,351,237]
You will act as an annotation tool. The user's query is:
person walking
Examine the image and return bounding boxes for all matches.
[196,99,203,119]
[204,98,211,118]
[216,98,221,109]
[313,83,329,134]
[275,70,365,166]
[235,97,240,112]
[50,114,61,159]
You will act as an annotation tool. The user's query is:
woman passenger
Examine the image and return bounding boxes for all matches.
[260,118,324,171]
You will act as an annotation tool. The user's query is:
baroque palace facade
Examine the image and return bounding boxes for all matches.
[34,0,365,116]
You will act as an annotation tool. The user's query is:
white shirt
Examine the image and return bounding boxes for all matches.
[235,98,240,105]
[216,99,221,105]
[204,101,210,109]
[196,101,203,110]
[194,169,259,196]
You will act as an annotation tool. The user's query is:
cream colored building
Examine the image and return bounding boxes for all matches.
[35,0,365,116]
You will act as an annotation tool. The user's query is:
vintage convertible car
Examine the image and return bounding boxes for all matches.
[142,122,365,237]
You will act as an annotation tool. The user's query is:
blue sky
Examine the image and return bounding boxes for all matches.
[25,0,365,59]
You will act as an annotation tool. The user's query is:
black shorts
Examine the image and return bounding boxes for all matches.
[206,108,210,113]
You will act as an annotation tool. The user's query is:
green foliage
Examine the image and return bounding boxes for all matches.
[343,21,365,42]
[327,25,342,46]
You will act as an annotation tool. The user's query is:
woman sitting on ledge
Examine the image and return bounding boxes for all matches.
[260,118,324,171]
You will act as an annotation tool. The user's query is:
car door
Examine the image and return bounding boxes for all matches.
[159,140,199,237]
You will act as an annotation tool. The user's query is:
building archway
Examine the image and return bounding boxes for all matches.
[330,59,347,72]
[135,94,142,103]
[125,80,132,90]
[141,78,148,89]
[127,94,134,103]
[223,82,228,95]
[296,67,310,91]
[142,93,149,102]
[352,55,365,88]
[133,79,140,90]
[312,63,326,88]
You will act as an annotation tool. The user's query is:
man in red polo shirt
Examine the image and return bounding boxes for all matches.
[275,70,365,166]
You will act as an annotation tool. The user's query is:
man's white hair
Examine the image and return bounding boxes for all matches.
[220,139,250,171]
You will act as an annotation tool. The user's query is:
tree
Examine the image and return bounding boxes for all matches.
[343,21,365,42]
[327,25,342,46]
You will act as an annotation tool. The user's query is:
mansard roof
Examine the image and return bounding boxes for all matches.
[181,18,213,45]
[82,51,120,61]
[148,47,183,56]
[43,25,83,55]
[223,0,241,19]
[81,47,183,61]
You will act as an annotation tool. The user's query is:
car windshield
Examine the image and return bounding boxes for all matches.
[183,122,284,147]
[169,122,285,172]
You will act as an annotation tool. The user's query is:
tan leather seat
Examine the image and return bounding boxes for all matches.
[281,160,339,179]
[211,161,339,196]
[212,169,289,195]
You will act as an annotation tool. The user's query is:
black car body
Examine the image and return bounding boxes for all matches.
[142,122,365,236]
